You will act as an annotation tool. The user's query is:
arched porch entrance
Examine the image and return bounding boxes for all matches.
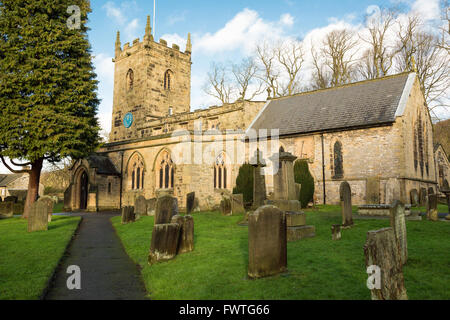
[79,171,89,210]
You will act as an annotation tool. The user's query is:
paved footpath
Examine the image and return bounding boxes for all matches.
[44,212,148,300]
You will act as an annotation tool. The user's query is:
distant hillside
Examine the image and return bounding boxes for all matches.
[434,119,450,160]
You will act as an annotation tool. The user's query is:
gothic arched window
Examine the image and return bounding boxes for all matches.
[214,153,228,189]
[126,69,134,91]
[333,141,344,179]
[129,153,145,190]
[158,151,175,189]
[164,70,173,91]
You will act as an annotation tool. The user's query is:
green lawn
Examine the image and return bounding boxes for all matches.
[112,205,450,300]
[0,216,81,300]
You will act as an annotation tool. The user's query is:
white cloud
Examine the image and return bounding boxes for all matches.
[280,13,294,27]
[102,1,142,42]
[93,53,114,135]
[103,2,126,25]
[160,33,187,50]
[124,18,141,41]
[411,0,441,21]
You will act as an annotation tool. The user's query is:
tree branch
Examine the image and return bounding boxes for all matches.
[0,155,31,174]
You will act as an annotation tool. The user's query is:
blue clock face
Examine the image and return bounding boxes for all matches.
[123,112,133,128]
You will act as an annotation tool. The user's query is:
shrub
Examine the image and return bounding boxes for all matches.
[294,160,315,208]
[233,163,254,204]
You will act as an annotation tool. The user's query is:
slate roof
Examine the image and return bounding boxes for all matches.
[0,174,24,187]
[86,154,120,175]
[249,73,413,137]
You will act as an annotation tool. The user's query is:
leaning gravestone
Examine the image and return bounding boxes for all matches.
[0,201,14,219]
[248,205,287,279]
[230,194,245,215]
[171,215,194,254]
[220,197,232,216]
[134,195,147,217]
[339,181,353,228]
[186,192,195,215]
[148,223,181,265]
[155,195,178,224]
[410,189,419,207]
[121,206,136,224]
[363,228,408,300]
[39,196,54,222]
[390,201,408,265]
[427,194,438,221]
[331,225,342,241]
[28,200,49,232]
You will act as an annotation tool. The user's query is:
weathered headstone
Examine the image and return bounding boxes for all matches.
[186,192,195,214]
[270,152,298,201]
[248,205,287,278]
[148,223,181,265]
[285,212,315,241]
[121,206,136,224]
[220,197,232,216]
[426,194,438,221]
[251,150,267,208]
[146,198,156,216]
[410,189,419,207]
[363,228,408,300]
[171,215,194,254]
[389,201,408,265]
[40,197,55,222]
[331,224,341,241]
[155,195,178,224]
[419,188,427,206]
[28,200,49,232]
[339,181,353,228]
[0,201,14,219]
[366,177,380,204]
[230,194,245,215]
[134,195,147,217]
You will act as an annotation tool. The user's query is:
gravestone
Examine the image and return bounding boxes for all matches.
[285,212,315,241]
[419,188,427,206]
[0,201,14,219]
[186,192,195,214]
[230,194,245,215]
[248,205,287,278]
[339,181,353,228]
[134,195,147,217]
[331,224,341,241]
[410,189,419,207]
[251,150,267,208]
[155,195,178,224]
[363,228,408,300]
[366,177,380,204]
[121,206,136,224]
[426,194,438,221]
[148,223,181,265]
[390,201,408,265]
[171,215,194,254]
[220,197,232,216]
[385,179,401,205]
[40,197,54,222]
[28,200,48,232]
[270,152,298,201]
[146,198,157,216]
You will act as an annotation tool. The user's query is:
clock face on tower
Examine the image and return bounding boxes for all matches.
[123,112,133,128]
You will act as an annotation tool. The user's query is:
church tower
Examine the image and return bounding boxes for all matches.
[109,16,192,142]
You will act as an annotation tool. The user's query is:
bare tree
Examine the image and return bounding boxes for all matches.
[275,40,305,96]
[395,15,450,117]
[358,8,398,79]
[438,1,449,53]
[310,45,331,90]
[231,57,264,101]
[203,62,234,105]
[256,41,281,98]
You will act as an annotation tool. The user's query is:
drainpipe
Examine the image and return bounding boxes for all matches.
[119,151,124,209]
[321,133,326,205]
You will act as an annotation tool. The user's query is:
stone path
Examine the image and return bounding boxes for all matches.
[44,212,148,300]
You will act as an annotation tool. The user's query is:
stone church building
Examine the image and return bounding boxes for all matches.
[64,18,439,212]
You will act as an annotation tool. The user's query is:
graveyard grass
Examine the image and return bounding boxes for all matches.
[112,205,450,300]
[0,216,81,300]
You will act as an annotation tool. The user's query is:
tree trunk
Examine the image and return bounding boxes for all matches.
[22,158,44,219]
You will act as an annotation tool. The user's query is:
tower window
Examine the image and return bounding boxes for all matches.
[164,70,173,90]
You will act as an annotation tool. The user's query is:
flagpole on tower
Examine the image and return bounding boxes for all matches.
[153,0,156,38]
